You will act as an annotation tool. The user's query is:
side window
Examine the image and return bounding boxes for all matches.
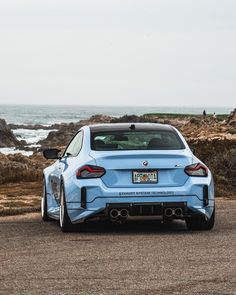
[64,131,83,157]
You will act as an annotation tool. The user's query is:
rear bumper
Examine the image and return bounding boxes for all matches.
[67,196,214,224]
[64,176,215,224]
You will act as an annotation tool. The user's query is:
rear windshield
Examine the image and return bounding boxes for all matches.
[91,130,185,151]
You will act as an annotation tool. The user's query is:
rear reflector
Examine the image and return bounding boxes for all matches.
[81,187,87,208]
[76,165,106,179]
[184,163,208,177]
[203,185,209,206]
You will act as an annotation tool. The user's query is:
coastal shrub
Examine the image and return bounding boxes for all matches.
[209,148,236,179]
[191,139,236,196]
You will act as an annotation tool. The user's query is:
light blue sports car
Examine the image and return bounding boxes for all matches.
[42,123,215,232]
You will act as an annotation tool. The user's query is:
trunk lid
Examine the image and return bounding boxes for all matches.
[89,150,192,188]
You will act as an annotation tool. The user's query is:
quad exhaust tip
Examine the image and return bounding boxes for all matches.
[175,208,183,216]
[110,209,119,219]
[120,209,129,218]
[164,208,183,217]
[110,207,183,219]
[109,209,129,219]
[164,208,174,217]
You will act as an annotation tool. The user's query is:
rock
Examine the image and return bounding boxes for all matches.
[189,117,201,125]
[227,108,236,124]
[0,119,23,148]
[110,114,156,123]
[228,128,236,135]
[89,114,112,123]
[0,152,48,184]
[229,120,236,127]
[163,119,171,124]
[38,125,80,149]
[9,123,53,130]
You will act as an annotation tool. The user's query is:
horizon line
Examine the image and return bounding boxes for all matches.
[0,103,234,108]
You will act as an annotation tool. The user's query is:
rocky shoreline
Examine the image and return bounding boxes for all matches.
[0,119,25,148]
[0,110,236,215]
[1,112,236,150]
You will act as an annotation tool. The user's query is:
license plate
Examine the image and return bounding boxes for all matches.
[132,170,158,184]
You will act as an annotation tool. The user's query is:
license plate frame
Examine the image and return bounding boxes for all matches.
[132,170,158,184]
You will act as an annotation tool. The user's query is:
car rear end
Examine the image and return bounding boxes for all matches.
[65,124,214,227]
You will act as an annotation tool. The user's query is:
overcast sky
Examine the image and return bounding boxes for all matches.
[0,0,235,106]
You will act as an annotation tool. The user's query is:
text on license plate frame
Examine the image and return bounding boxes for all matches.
[132,170,158,184]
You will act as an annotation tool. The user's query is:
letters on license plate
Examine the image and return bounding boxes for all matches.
[132,170,158,184]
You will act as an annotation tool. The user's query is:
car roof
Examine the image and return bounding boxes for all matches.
[89,123,174,132]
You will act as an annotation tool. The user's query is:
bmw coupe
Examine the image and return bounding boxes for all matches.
[42,123,215,232]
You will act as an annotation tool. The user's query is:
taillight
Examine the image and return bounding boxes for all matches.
[184,163,208,177]
[76,165,106,179]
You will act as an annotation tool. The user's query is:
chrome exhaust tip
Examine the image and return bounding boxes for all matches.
[120,209,129,218]
[110,209,119,219]
[175,208,183,216]
[164,208,174,217]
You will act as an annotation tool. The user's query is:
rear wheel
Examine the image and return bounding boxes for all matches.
[185,208,215,230]
[59,184,75,232]
[41,179,51,221]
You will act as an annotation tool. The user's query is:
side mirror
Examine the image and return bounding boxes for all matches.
[43,148,61,160]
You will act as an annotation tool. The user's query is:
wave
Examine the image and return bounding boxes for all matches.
[12,128,57,145]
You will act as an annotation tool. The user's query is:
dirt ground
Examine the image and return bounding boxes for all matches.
[0,199,235,295]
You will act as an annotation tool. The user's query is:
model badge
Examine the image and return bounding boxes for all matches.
[142,160,148,167]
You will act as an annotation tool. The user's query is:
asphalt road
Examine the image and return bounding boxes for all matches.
[0,199,236,295]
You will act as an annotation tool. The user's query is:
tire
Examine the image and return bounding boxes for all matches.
[59,184,75,232]
[41,179,51,221]
[185,208,215,231]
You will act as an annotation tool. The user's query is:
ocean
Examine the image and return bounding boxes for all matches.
[0,104,233,156]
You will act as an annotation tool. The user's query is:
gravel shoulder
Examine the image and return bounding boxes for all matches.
[0,199,236,295]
